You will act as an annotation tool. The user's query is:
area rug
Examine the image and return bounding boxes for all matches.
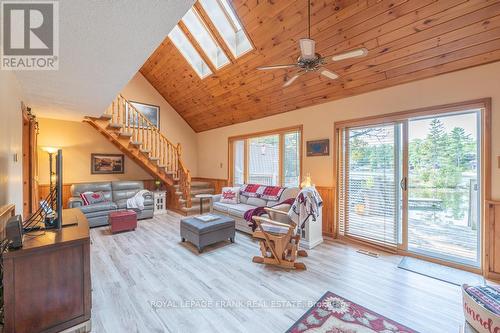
[286,291,419,333]
[398,257,485,286]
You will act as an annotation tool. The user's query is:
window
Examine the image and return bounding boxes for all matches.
[229,127,302,187]
[283,131,301,187]
[182,8,229,69]
[233,140,245,186]
[168,25,212,78]
[248,135,280,185]
[199,0,253,58]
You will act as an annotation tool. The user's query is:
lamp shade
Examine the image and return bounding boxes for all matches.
[42,147,59,154]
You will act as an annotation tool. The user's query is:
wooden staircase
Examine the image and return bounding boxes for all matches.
[84,94,193,213]
[174,181,215,215]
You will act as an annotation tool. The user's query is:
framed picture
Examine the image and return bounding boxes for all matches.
[126,101,160,128]
[91,154,124,174]
[306,139,329,157]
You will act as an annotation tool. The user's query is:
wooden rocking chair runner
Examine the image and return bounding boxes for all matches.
[252,207,307,270]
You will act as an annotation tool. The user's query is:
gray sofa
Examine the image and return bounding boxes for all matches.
[212,186,299,234]
[68,180,154,227]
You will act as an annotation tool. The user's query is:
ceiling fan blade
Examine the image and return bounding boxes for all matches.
[257,64,298,70]
[299,38,316,59]
[320,68,339,80]
[283,73,302,87]
[330,48,368,61]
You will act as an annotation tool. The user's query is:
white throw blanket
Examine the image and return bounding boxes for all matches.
[288,186,323,228]
[127,190,149,210]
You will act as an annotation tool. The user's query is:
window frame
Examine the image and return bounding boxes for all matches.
[334,98,492,275]
[198,0,254,59]
[168,25,212,79]
[181,7,230,70]
[228,125,303,187]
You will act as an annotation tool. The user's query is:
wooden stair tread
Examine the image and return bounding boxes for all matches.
[108,123,123,129]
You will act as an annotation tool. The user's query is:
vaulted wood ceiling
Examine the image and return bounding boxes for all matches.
[140,0,500,132]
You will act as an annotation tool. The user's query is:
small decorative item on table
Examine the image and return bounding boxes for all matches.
[109,210,137,234]
[194,194,213,215]
[153,191,167,215]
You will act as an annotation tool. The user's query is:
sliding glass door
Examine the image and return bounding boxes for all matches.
[407,111,480,266]
[337,104,484,268]
[340,123,401,248]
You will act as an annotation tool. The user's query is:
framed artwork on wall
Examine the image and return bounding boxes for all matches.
[306,139,329,157]
[126,101,160,128]
[91,154,125,174]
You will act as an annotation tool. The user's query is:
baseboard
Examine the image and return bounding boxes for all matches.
[300,237,323,250]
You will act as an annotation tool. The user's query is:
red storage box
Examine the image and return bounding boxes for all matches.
[109,210,137,234]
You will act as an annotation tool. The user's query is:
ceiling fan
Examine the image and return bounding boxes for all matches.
[257,0,369,87]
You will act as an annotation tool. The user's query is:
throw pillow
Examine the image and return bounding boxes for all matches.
[80,191,107,205]
[220,187,240,204]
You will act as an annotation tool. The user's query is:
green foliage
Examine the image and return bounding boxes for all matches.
[349,119,477,190]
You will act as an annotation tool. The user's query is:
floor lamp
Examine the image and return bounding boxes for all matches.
[42,147,58,190]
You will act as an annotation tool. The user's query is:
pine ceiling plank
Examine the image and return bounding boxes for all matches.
[140,0,500,132]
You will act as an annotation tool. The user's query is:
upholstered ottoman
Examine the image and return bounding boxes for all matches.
[180,215,235,253]
[462,284,500,333]
[109,210,137,233]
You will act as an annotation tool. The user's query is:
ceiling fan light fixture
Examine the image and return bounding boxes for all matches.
[299,38,316,59]
[331,48,368,61]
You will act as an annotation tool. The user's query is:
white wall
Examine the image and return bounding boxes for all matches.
[37,118,152,184]
[196,61,500,199]
[0,71,24,214]
[121,73,199,176]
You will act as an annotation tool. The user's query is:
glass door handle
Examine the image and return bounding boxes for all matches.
[400,177,407,191]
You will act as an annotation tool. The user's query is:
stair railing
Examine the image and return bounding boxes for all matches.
[105,95,192,208]
[177,144,192,209]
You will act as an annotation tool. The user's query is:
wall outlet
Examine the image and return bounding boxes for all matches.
[13,153,18,163]
[219,162,223,168]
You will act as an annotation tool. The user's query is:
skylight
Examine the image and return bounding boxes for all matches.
[199,0,253,58]
[168,25,212,78]
[182,8,229,69]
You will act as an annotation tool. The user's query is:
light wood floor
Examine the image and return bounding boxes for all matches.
[90,212,465,333]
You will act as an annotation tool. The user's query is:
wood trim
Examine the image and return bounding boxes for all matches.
[193,2,236,63]
[316,186,335,237]
[334,98,492,276]
[228,125,303,141]
[228,125,303,187]
[334,98,491,129]
[192,177,228,194]
[177,20,218,74]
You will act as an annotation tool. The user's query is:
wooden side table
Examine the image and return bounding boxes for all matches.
[195,194,213,214]
[153,191,167,215]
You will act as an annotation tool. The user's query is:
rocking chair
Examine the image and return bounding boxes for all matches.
[252,206,307,270]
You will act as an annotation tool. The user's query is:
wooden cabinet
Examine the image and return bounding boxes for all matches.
[153,191,167,215]
[2,209,91,333]
[486,201,500,280]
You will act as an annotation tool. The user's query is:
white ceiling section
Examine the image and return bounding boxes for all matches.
[14,0,194,121]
